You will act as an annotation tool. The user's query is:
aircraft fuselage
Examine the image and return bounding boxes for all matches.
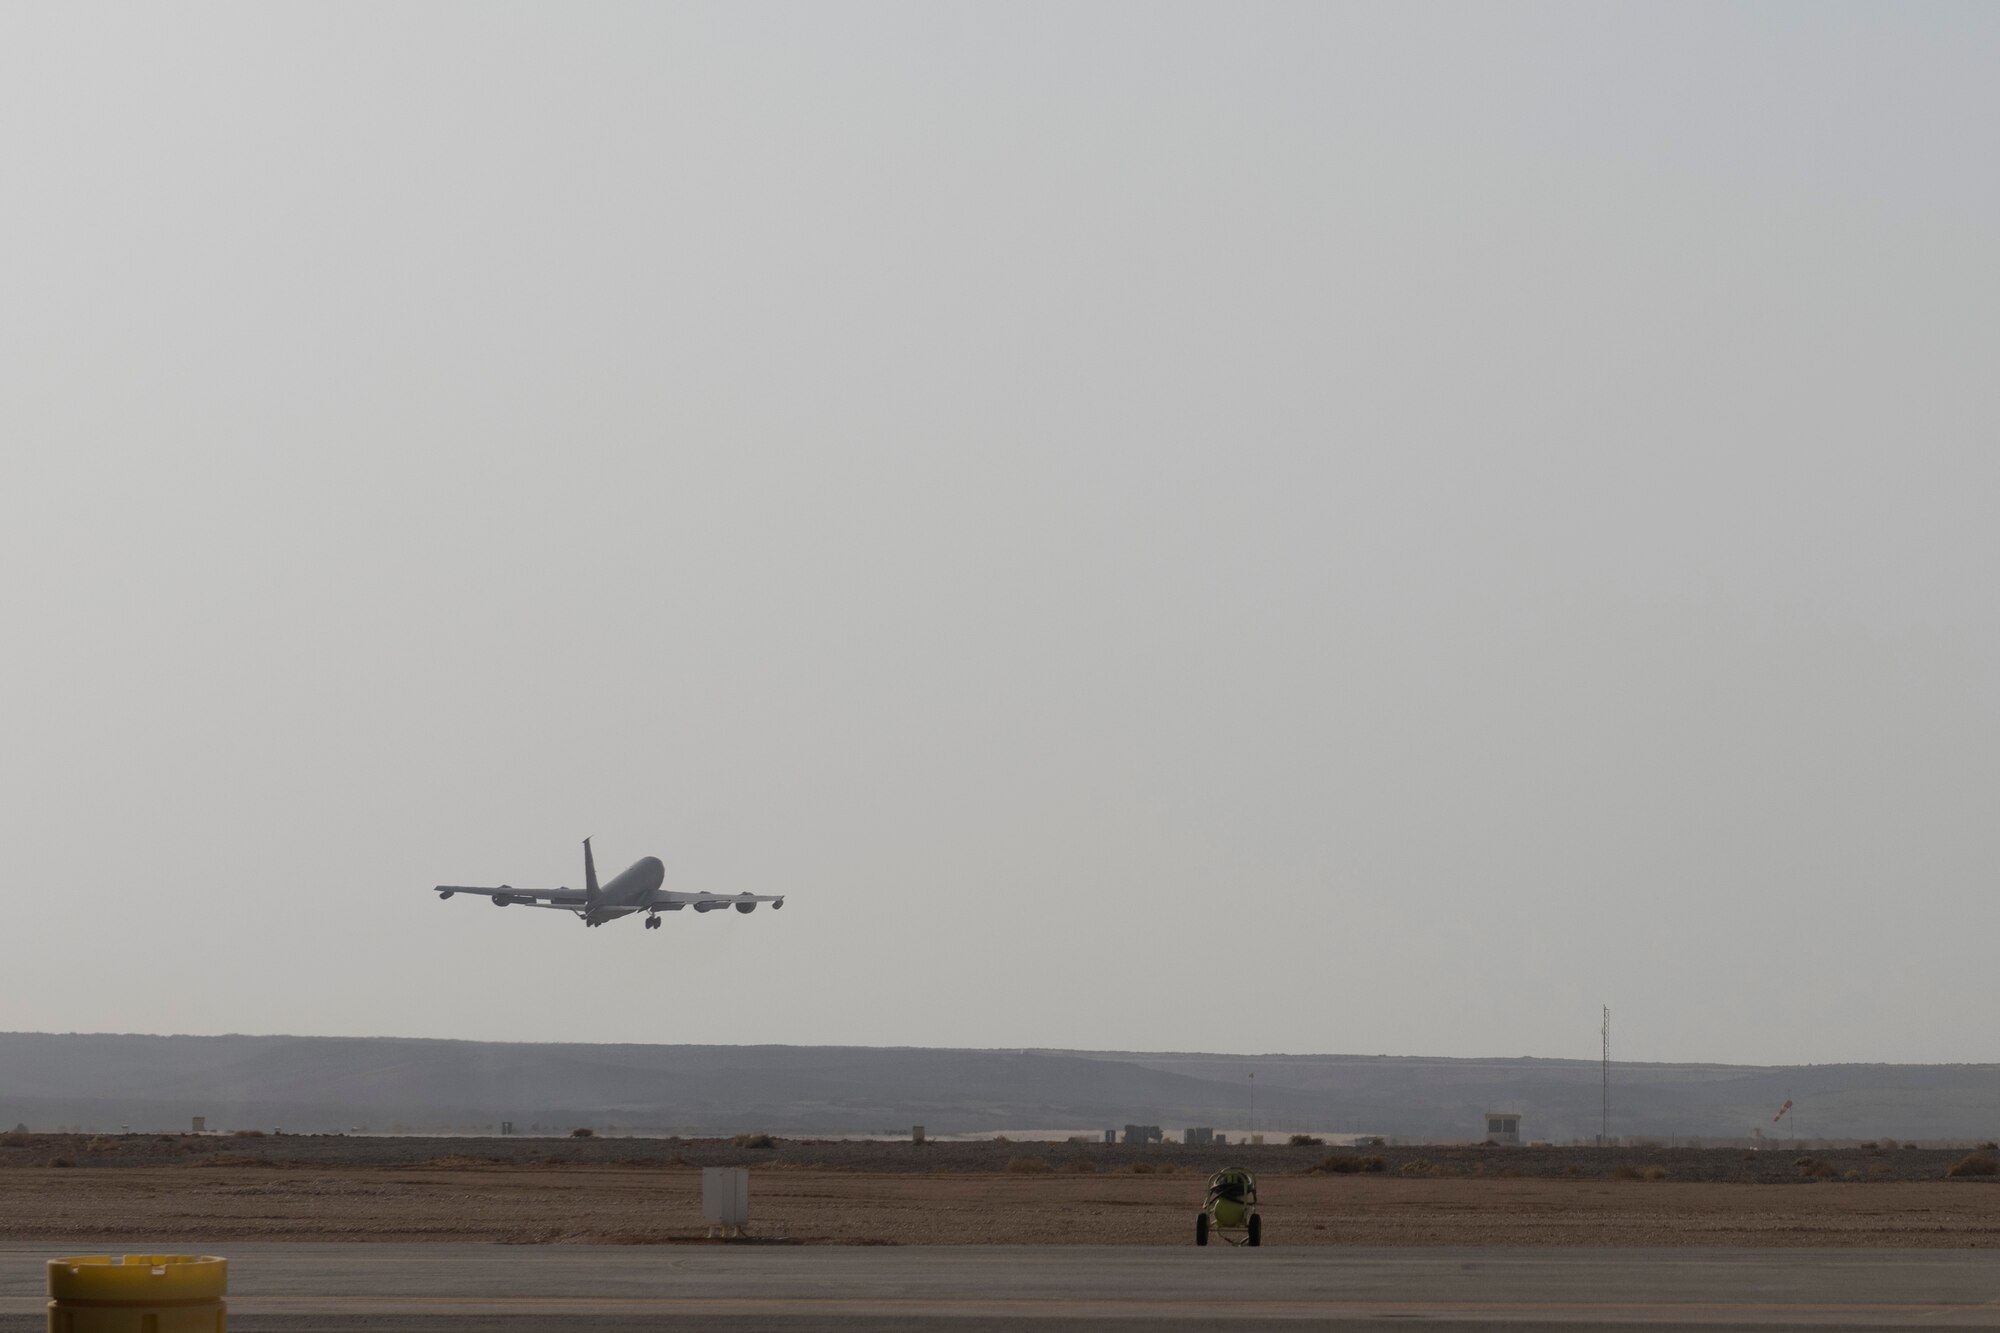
[587,856,666,925]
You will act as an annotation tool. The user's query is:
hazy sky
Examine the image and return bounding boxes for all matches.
[4,3,1995,1066]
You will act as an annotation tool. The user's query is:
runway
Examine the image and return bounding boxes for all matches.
[5,1243,1999,1329]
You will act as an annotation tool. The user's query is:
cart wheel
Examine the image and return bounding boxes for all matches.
[1247,1213,1262,1247]
[1195,1212,1209,1246]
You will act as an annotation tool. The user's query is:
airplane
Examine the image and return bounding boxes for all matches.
[434,838,785,930]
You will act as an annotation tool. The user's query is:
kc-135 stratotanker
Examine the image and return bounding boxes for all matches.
[435,839,785,930]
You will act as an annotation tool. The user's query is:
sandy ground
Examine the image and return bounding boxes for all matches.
[4,1141,1999,1247]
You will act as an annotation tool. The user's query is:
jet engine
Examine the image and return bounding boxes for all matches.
[438,890,455,900]
[491,894,512,906]
[694,900,723,913]
[735,901,757,914]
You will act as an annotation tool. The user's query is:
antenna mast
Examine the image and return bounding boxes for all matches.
[1600,1005,1611,1147]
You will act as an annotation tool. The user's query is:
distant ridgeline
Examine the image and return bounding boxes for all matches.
[2,1032,1997,1141]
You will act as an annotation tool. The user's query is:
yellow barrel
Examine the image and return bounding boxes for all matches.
[46,1255,226,1332]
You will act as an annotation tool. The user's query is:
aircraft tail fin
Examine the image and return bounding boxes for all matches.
[583,837,600,905]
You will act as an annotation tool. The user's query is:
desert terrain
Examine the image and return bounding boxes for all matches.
[3,1134,1997,1248]
[15,1033,2000,1143]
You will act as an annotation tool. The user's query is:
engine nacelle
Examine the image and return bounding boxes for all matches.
[438,890,455,900]
[735,901,757,914]
[773,897,784,910]
[694,900,723,913]
[492,894,512,906]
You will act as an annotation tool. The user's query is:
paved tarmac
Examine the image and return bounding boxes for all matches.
[5,1243,2000,1330]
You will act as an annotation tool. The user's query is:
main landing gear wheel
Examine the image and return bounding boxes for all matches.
[1195,1212,1209,1246]
[1247,1214,1262,1247]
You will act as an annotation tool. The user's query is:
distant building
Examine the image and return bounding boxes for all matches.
[1185,1127,1215,1146]
[1122,1124,1163,1145]
[1485,1112,1521,1145]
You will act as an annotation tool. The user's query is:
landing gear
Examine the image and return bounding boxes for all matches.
[645,916,661,930]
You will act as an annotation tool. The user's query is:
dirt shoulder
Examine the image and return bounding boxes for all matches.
[2,1137,1997,1248]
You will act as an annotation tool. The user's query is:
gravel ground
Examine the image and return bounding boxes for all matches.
[3,1135,1997,1248]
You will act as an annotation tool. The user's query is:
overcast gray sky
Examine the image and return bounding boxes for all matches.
[3,2,1995,1066]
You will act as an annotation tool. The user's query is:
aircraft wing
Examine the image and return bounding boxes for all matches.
[651,889,787,913]
[434,885,588,909]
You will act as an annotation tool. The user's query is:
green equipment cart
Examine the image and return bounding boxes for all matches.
[1195,1166,1261,1246]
